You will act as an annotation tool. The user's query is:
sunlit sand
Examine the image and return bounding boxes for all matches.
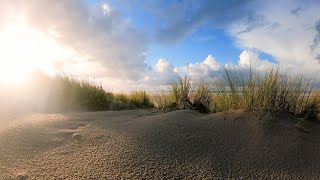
[1,1,320,179]
[0,109,320,179]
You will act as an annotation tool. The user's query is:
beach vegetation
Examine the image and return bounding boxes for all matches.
[161,66,319,121]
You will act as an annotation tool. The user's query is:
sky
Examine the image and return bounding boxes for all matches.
[0,0,319,91]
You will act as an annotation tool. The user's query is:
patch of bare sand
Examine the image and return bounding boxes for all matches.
[0,109,319,179]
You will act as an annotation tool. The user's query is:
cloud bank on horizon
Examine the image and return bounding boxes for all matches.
[0,0,319,90]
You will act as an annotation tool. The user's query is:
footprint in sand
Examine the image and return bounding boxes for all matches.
[72,132,82,140]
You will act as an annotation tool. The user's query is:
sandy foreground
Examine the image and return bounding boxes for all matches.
[0,109,320,179]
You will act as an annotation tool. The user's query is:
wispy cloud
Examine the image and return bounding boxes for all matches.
[1,0,319,90]
[134,0,255,44]
[311,20,320,52]
[0,0,148,80]
[228,0,320,75]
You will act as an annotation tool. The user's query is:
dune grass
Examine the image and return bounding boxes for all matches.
[170,76,193,109]
[27,68,319,120]
[110,91,153,110]
[151,92,176,111]
[51,76,113,111]
[48,75,153,111]
[219,67,319,120]
[129,91,154,108]
[160,66,319,120]
[192,81,213,113]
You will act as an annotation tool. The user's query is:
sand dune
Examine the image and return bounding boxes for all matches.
[0,109,319,179]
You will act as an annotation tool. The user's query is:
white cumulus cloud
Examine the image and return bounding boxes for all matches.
[155,58,175,73]
[141,58,179,88]
[176,55,220,79]
[228,0,320,76]
[238,50,274,71]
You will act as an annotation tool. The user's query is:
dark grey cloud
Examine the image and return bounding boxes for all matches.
[290,7,303,15]
[290,0,320,16]
[311,20,320,52]
[235,14,268,34]
[137,0,255,44]
[315,54,320,63]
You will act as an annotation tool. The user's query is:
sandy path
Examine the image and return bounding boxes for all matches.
[0,109,320,179]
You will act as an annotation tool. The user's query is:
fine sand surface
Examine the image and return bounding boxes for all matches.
[0,109,320,179]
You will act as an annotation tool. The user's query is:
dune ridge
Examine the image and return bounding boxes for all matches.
[0,109,319,179]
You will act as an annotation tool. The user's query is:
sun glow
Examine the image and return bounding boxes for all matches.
[0,16,74,83]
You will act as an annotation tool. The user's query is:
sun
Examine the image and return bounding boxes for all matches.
[0,16,73,84]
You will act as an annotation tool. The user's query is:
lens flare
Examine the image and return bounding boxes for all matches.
[0,15,74,83]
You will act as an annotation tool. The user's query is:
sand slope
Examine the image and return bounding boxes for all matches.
[0,109,319,179]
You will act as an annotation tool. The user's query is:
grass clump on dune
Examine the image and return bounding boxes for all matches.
[170,75,193,110]
[153,76,193,111]
[110,91,153,110]
[192,81,213,113]
[155,76,212,113]
[163,66,319,121]
[214,67,319,120]
[48,75,153,111]
[129,91,154,108]
[51,75,113,111]
[151,92,176,111]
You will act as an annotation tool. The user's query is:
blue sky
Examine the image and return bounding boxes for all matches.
[108,0,244,66]
[0,0,319,90]
[147,28,243,67]
[107,0,278,68]
[146,27,276,67]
